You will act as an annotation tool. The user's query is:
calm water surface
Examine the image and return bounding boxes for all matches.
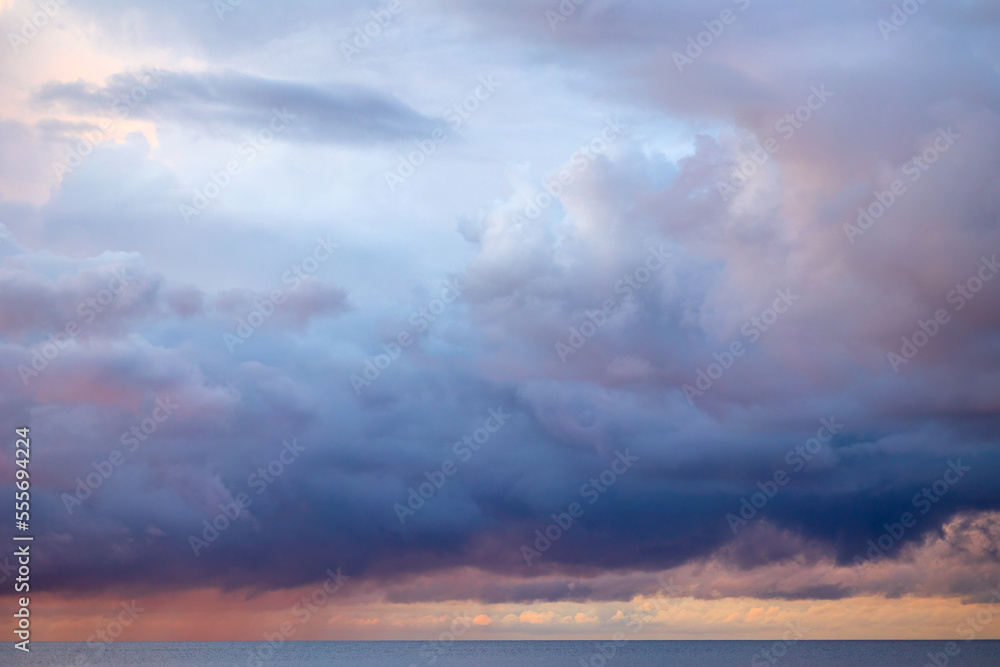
[19,640,1000,666]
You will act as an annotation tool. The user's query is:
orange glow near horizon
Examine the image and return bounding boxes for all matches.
[6,588,1000,642]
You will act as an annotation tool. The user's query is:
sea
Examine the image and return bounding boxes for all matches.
[18,640,1000,666]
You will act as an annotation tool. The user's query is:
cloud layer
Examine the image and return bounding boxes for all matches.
[0,0,999,638]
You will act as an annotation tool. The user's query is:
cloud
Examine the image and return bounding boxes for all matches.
[0,0,998,628]
[34,69,445,145]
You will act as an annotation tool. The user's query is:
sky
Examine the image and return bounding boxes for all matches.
[1,0,1000,647]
